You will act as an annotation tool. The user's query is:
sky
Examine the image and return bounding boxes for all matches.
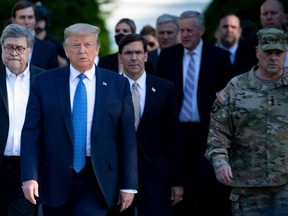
[101,0,212,51]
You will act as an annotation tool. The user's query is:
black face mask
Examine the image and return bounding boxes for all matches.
[114,33,125,45]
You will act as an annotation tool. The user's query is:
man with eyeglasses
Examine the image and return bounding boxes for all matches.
[9,0,59,70]
[0,23,44,216]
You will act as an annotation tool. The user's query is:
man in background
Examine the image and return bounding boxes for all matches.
[215,13,242,65]
[10,0,58,70]
[234,0,287,75]
[34,2,68,67]
[148,14,180,72]
[156,10,232,216]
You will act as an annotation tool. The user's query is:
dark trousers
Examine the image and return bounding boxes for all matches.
[111,191,174,216]
[173,122,232,216]
[0,156,37,216]
[42,158,108,216]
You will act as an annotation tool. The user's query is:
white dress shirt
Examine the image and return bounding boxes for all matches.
[5,66,30,156]
[125,72,146,117]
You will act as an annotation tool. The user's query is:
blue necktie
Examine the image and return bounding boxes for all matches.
[179,51,195,122]
[73,74,87,173]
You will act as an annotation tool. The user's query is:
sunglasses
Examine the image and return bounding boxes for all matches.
[35,27,46,34]
[147,42,155,47]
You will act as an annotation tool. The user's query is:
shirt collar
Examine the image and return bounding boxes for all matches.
[70,64,95,81]
[124,71,146,90]
[219,43,238,55]
[6,64,30,79]
[185,39,203,57]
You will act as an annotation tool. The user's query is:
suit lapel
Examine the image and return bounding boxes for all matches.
[56,67,73,142]
[91,67,108,139]
[140,74,157,125]
[29,65,40,81]
[0,64,8,113]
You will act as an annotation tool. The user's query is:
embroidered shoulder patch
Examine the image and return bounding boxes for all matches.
[216,90,229,103]
[211,102,221,113]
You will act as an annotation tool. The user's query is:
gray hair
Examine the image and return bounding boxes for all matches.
[64,23,100,45]
[1,23,34,47]
[156,14,179,31]
[180,10,205,30]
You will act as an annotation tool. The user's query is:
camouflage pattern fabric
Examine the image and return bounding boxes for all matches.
[205,67,288,187]
[230,185,288,215]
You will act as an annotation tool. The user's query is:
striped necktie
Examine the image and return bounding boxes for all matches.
[179,51,195,122]
[132,82,141,129]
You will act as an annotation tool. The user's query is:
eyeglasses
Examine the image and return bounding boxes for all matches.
[3,45,28,55]
[147,42,155,47]
[35,27,46,34]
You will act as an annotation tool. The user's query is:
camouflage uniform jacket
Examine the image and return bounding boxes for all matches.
[205,67,288,187]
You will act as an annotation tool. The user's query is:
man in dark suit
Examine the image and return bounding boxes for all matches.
[0,23,44,216]
[118,33,185,216]
[214,13,242,66]
[20,23,138,216]
[233,0,287,76]
[156,10,233,216]
[10,0,59,70]
[147,14,180,73]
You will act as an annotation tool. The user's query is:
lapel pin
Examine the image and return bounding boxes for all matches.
[152,87,156,92]
[103,82,107,86]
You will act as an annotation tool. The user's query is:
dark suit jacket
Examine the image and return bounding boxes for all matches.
[98,53,118,72]
[20,66,138,208]
[156,43,232,150]
[0,64,44,166]
[136,73,185,201]
[147,49,159,73]
[31,38,59,70]
[233,34,258,76]
[98,52,155,74]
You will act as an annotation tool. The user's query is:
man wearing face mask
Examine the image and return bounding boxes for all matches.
[98,18,154,74]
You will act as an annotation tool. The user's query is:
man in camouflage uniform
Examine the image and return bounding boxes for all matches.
[205,27,288,216]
